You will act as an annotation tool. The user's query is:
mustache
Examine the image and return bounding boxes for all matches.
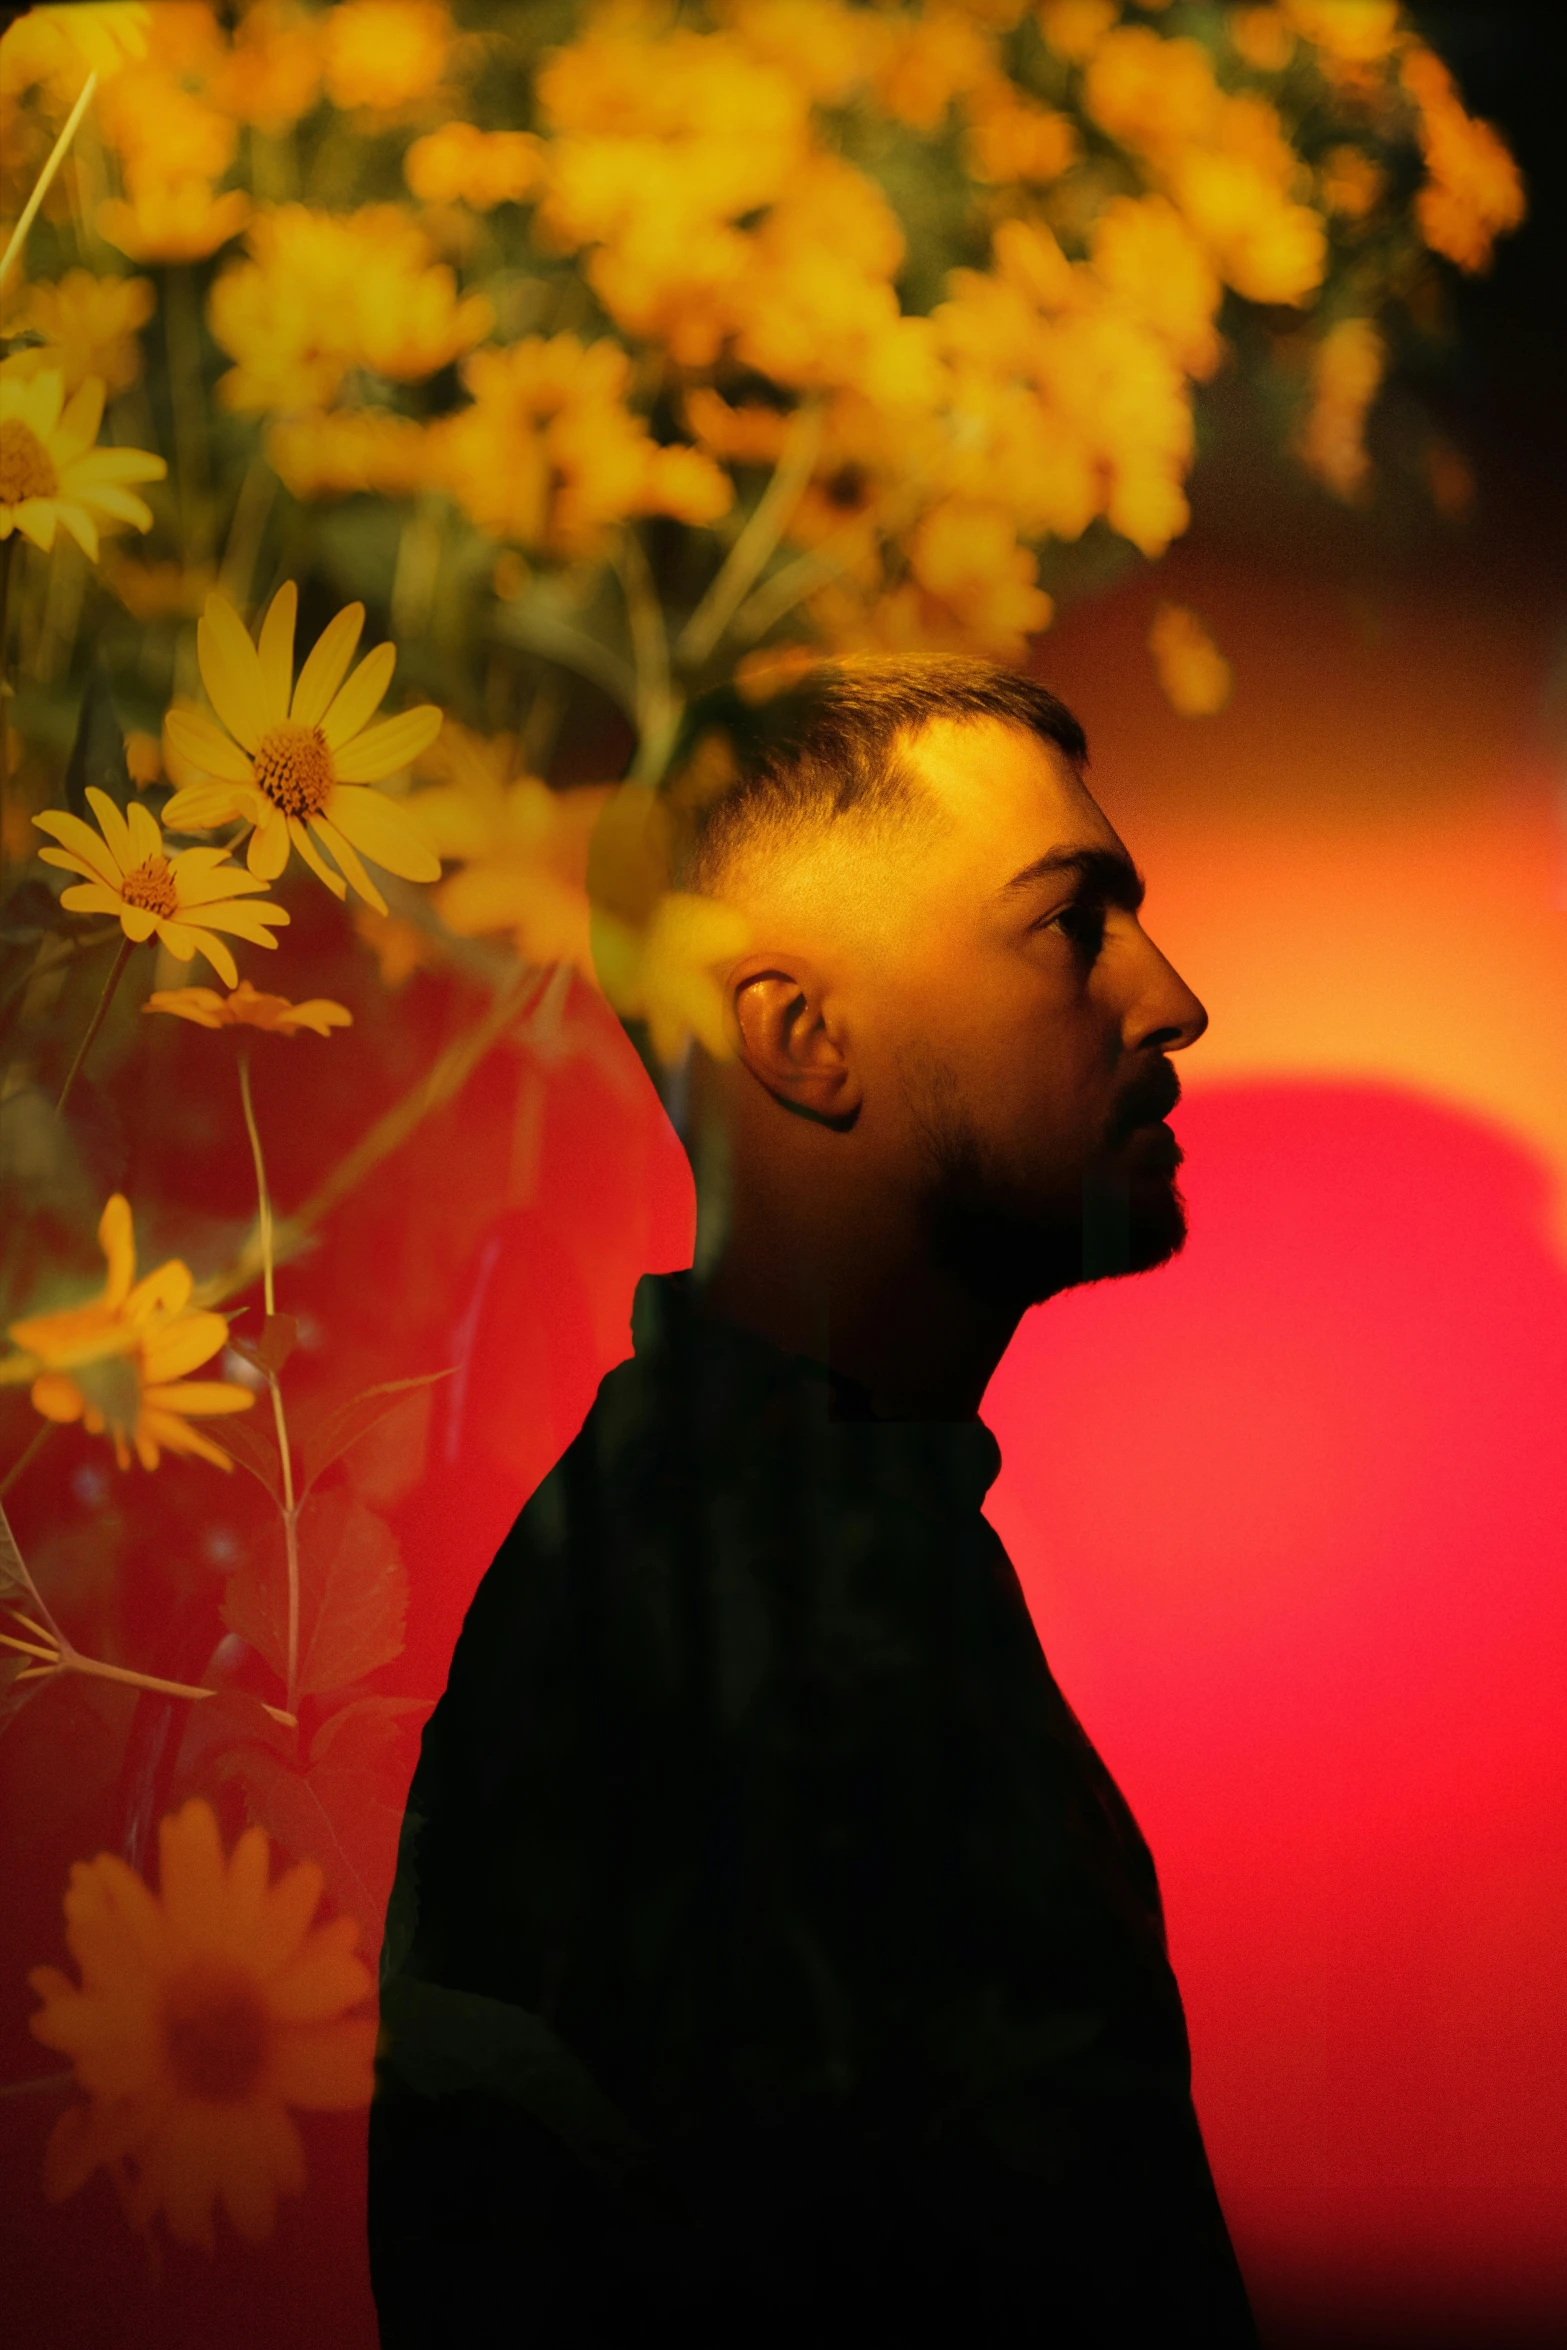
[1106,1062,1182,1145]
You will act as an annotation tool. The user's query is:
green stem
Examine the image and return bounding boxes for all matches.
[0,1420,53,1500]
[0,71,98,289]
[197,967,541,1311]
[55,933,134,1115]
[0,533,16,843]
[675,403,822,672]
[617,529,681,785]
[238,1048,302,1715]
[0,1631,294,1725]
[164,264,211,563]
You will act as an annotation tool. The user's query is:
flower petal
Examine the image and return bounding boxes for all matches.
[144,988,228,1027]
[85,787,135,876]
[329,704,443,784]
[267,1924,373,2026]
[53,503,101,561]
[320,642,396,751]
[99,1195,136,1304]
[174,925,239,987]
[326,784,440,882]
[158,1799,228,1958]
[257,581,297,728]
[33,807,123,886]
[268,2016,377,2109]
[15,501,57,552]
[141,1316,227,1387]
[119,903,159,943]
[198,594,267,753]
[288,816,347,898]
[247,810,291,881]
[291,603,363,728]
[124,799,162,867]
[137,1408,235,1469]
[30,1371,85,1423]
[309,816,385,914]
[57,881,126,919]
[56,376,105,462]
[163,709,256,790]
[142,1379,255,1415]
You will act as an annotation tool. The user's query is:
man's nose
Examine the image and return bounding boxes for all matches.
[1125,929,1209,1054]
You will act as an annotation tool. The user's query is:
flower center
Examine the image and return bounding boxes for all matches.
[162,1960,271,2103]
[119,854,179,918]
[253,721,335,818]
[0,417,58,505]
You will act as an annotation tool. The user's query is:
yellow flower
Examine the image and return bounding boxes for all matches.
[97,180,252,265]
[906,497,1053,657]
[1283,0,1400,64]
[431,336,731,558]
[1297,315,1384,500]
[0,369,164,559]
[1228,8,1295,74]
[3,270,155,397]
[352,903,442,988]
[207,205,491,415]
[592,890,753,1067]
[3,1195,255,1472]
[29,1798,376,2248]
[0,5,148,105]
[1089,195,1223,379]
[321,0,451,114]
[1149,602,1232,717]
[1401,46,1525,276]
[264,408,433,504]
[1317,143,1386,221]
[1036,0,1121,65]
[404,122,544,210]
[411,725,609,973]
[962,82,1079,185]
[33,786,287,987]
[161,584,442,914]
[208,2,322,134]
[144,979,352,1036]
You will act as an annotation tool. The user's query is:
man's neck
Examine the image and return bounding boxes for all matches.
[696,1193,1025,1422]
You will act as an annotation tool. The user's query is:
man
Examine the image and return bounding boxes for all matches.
[370,659,1259,2345]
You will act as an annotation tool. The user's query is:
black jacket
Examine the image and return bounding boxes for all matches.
[370,1272,1258,2346]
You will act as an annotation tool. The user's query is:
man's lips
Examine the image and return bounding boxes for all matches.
[1109,1065,1182,1146]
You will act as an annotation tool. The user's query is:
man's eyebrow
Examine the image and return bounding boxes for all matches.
[999,846,1146,912]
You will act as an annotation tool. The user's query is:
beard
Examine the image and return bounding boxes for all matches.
[910,1074,1189,1313]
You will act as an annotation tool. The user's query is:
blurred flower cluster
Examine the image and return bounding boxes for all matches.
[0,0,1523,2256]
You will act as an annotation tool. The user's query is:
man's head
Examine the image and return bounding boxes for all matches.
[667,655,1208,1319]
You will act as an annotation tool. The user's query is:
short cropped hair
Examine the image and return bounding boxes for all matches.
[664,655,1088,894]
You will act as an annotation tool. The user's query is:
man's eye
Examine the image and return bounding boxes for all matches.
[1044,901,1107,958]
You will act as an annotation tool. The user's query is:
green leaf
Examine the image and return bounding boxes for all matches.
[298,1368,454,1498]
[216,1414,285,1504]
[225,1740,397,1960]
[221,1489,407,1696]
[230,1314,297,1379]
[220,1692,428,1958]
[310,1692,430,1769]
[63,666,134,824]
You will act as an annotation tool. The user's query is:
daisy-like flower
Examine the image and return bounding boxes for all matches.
[162,584,442,914]
[2,1194,254,1471]
[0,369,165,559]
[144,978,352,1036]
[33,786,287,988]
[410,723,610,973]
[29,1798,376,2249]
[592,891,753,1067]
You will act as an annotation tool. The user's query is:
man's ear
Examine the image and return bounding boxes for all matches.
[729,957,860,1125]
